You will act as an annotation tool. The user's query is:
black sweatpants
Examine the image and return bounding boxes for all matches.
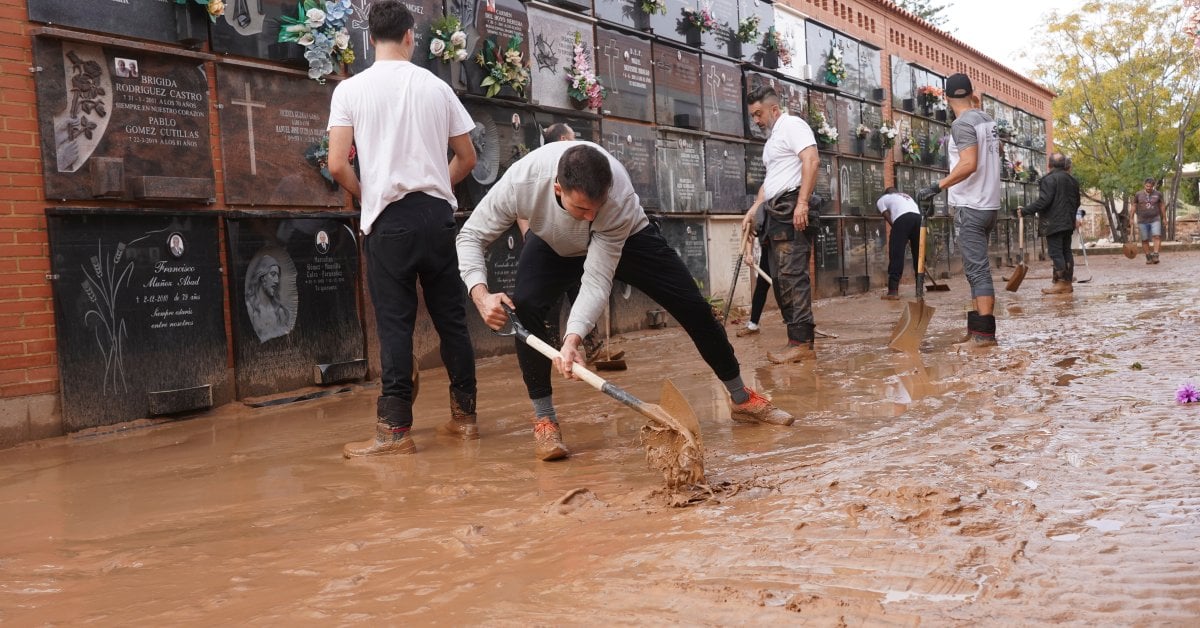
[1045,230,1074,279]
[364,193,477,428]
[887,212,921,292]
[513,223,740,400]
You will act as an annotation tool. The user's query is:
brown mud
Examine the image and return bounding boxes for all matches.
[2,252,1199,624]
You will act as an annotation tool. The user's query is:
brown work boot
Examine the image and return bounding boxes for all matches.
[1146,253,1154,264]
[767,342,816,364]
[735,325,761,337]
[1152,252,1161,264]
[533,417,570,461]
[1041,271,1073,295]
[730,387,795,426]
[881,291,900,301]
[343,422,416,458]
[438,396,480,440]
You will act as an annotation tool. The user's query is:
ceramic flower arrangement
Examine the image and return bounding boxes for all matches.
[277,0,356,82]
[736,15,760,44]
[476,35,529,98]
[565,32,605,109]
[825,45,845,86]
[682,5,718,33]
[810,110,838,145]
[878,121,898,149]
[429,15,469,63]
[641,0,667,16]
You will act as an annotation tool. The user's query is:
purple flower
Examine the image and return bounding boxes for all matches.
[1177,380,1200,403]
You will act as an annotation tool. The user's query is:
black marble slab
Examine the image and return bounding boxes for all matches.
[47,210,229,430]
[348,0,445,75]
[740,0,774,68]
[657,217,710,292]
[704,139,746,214]
[860,102,884,159]
[34,38,215,202]
[596,27,654,122]
[702,0,740,57]
[771,5,808,80]
[594,0,651,32]
[453,103,543,210]
[702,56,743,137]
[456,0,531,101]
[814,152,835,209]
[813,217,842,297]
[656,130,706,212]
[835,96,859,155]
[533,110,600,143]
[653,43,702,129]
[835,35,859,95]
[28,0,208,47]
[864,160,884,212]
[601,118,659,207]
[225,214,364,398]
[745,141,765,197]
[838,157,864,216]
[859,44,881,102]
[649,0,698,47]
[805,19,834,85]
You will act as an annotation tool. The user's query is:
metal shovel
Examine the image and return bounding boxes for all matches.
[888,213,936,353]
[1005,213,1028,292]
[496,304,705,488]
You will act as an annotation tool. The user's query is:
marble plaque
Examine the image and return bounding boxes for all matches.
[527,7,595,109]
[859,44,882,101]
[656,130,706,213]
[602,119,659,208]
[911,116,930,164]
[839,158,865,215]
[843,218,869,279]
[653,44,702,129]
[836,35,860,95]
[805,20,834,83]
[702,57,743,138]
[596,28,654,122]
[348,0,444,75]
[610,280,661,333]
[648,0,699,47]
[860,103,884,160]
[745,142,765,197]
[28,0,208,46]
[930,123,950,169]
[594,0,650,32]
[705,139,747,214]
[772,5,808,80]
[226,214,364,398]
[658,217,710,291]
[891,56,913,112]
[814,152,836,209]
[702,0,740,57]
[210,0,343,64]
[896,165,916,196]
[814,217,841,280]
[534,111,599,144]
[47,210,229,430]
[458,0,531,101]
[864,161,884,211]
[216,65,342,207]
[835,96,860,155]
[34,39,215,202]
[741,0,774,67]
[453,104,543,210]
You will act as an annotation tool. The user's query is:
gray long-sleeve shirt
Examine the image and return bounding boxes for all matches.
[456,141,648,339]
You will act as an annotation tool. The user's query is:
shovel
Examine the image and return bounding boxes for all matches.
[1005,212,1028,292]
[1123,218,1139,259]
[593,303,627,371]
[720,227,746,325]
[1076,231,1093,283]
[888,213,936,353]
[925,231,950,292]
[496,304,705,488]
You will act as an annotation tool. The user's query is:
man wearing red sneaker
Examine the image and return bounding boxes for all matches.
[458,142,795,461]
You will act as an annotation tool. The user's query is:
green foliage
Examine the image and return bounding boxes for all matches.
[892,0,952,27]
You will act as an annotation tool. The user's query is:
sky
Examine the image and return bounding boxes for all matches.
[937,0,1088,76]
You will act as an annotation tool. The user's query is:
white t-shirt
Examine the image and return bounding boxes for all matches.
[761,114,817,200]
[327,60,474,234]
[947,109,1002,210]
[877,192,920,220]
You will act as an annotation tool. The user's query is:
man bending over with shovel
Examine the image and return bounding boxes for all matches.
[457,142,795,461]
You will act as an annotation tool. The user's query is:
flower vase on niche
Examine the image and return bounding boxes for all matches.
[686,28,702,48]
[569,96,588,111]
[268,42,308,66]
[935,109,947,122]
[761,51,779,69]
[727,39,742,59]
[174,2,205,49]
[902,98,915,113]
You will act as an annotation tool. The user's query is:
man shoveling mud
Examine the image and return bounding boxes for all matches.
[457,142,795,461]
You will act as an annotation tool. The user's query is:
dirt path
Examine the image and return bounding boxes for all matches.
[1,252,1197,625]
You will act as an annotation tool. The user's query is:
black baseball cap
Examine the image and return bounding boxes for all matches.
[946,73,973,98]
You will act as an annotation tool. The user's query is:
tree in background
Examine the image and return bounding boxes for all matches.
[892,0,952,28]
[1031,0,1200,242]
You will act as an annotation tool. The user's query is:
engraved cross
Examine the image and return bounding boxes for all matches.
[230,82,266,176]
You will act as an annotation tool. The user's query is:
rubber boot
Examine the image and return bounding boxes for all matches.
[343,422,416,458]
[882,279,900,300]
[438,391,479,440]
[1041,269,1072,294]
[965,311,997,347]
[768,323,816,364]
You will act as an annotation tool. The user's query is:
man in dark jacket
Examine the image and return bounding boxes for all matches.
[1019,153,1081,294]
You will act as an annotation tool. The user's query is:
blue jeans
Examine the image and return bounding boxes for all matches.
[1138,220,1162,241]
[952,206,998,299]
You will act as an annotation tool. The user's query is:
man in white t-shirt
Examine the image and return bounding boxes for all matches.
[876,187,922,300]
[326,0,480,457]
[742,86,820,364]
[458,142,796,460]
[917,73,1002,347]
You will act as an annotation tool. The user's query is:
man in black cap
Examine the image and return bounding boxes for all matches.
[917,73,1002,347]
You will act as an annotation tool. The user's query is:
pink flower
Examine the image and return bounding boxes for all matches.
[1177,380,1199,403]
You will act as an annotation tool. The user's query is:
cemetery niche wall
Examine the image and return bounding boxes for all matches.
[47,210,231,430]
[27,0,210,47]
[33,38,215,202]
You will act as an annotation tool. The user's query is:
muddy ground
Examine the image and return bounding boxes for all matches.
[1,251,1198,625]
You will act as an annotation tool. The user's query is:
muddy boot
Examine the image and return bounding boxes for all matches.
[1146,253,1154,264]
[881,290,900,300]
[1152,252,1160,264]
[768,323,815,364]
[1041,270,1073,294]
[730,387,795,426]
[533,417,570,461]
[438,392,479,440]
[957,310,997,348]
[736,324,761,337]
[343,422,416,458]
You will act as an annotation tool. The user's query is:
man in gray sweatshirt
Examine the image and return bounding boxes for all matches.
[458,142,795,461]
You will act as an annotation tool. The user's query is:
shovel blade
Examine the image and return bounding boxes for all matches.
[1123,242,1139,259]
[1004,263,1028,292]
[657,379,702,446]
[888,300,936,353]
[639,380,705,488]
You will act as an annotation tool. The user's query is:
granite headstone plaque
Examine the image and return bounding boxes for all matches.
[458,0,531,101]
[28,0,208,47]
[743,72,807,140]
[839,158,864,216]
[596,28,654,122]
[47,210,229,430]
[836,35,860,95]
[864,161,884,211]
[809,91,837,151]
[930,123,950,169]
[896,165,916,195]
[704,139,746,214]
[658,217,710,291]
[866,216,888,287]
[602,119,659,207]
[813,217,842,298]
[34,39,215,202]
[891,56,913,112]
[859,44,882,101]
[656,130,706,213]
[911,116,930,164]
[527,6,595,109]
[745,142,765,197]
[454,103,542,210]
[860,102,883,159]
[216,64,343,207]
[594,0,650,32]
[835,96,859,155]
[347,0,445,75]
[772,5,808,80]
[210,0,349,64]
[703,0,740,57]
[653,44,702,129]
[843,218,869,282]
[814,152,836,210]
[741,0,774,68]
[226,214,365,398]
[702,57,743,138]
[648,0,699,47]
[805,20,834,84]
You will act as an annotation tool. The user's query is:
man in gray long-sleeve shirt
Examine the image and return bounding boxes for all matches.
[458,142,795,461]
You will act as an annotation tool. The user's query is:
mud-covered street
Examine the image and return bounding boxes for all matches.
[1,251,1198,625]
